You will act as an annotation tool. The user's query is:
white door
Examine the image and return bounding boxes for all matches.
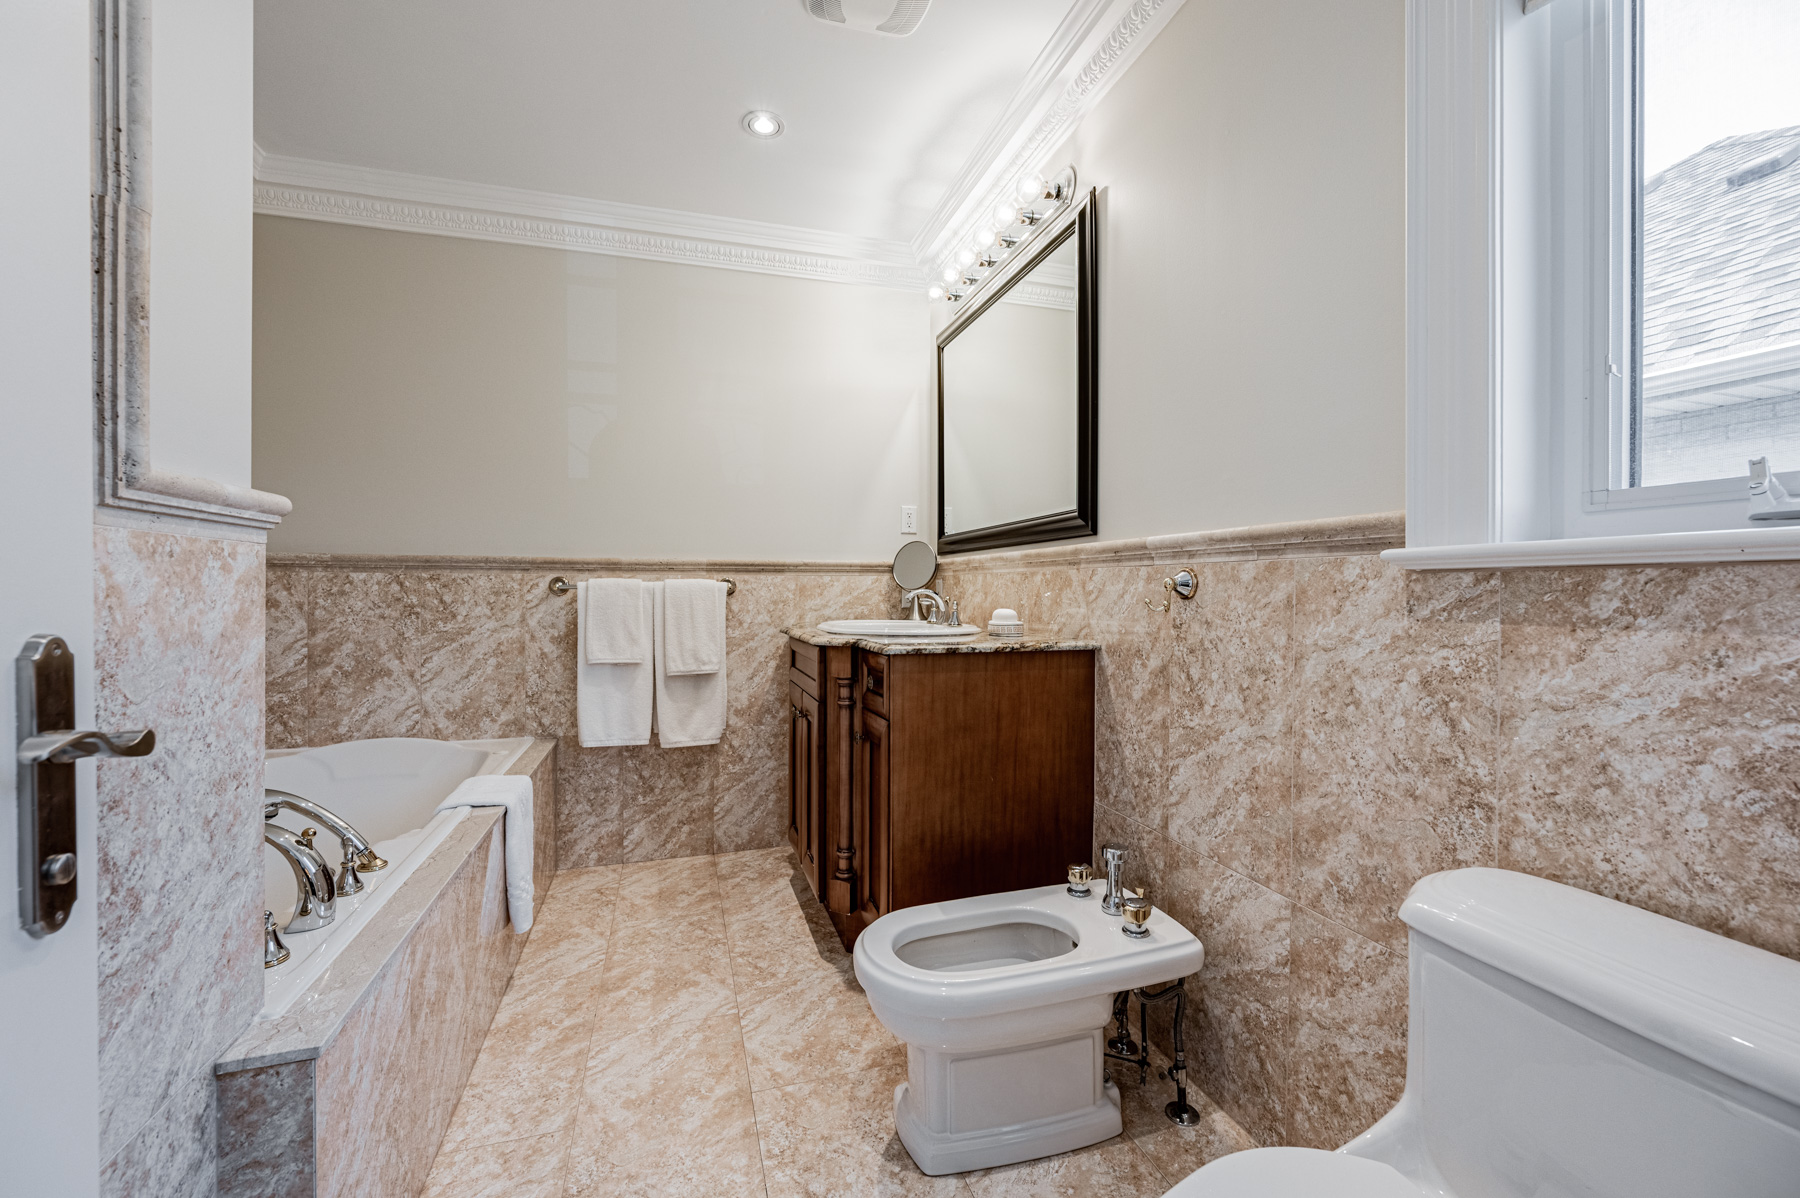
[0,4,105,1193]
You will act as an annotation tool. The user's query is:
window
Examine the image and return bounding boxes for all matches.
[1634,0,1800,491]
[1394,0,1800,565]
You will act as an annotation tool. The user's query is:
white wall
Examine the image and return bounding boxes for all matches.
[936,0,1408,543]
[255,218,934,558]
[149,0,255,488]
[0,2,101,1191]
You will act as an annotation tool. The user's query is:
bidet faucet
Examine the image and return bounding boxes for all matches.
[265,822,336,932]
[266,789,388,895]
[1101,844,1129,915]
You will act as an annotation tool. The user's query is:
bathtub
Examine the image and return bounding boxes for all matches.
[260,736,534,1019]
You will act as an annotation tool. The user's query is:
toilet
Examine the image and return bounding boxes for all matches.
[1164,867,1800,1197]
[853,882,1204,1175]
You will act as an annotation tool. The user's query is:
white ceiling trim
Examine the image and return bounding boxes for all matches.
[253,149,928,290]
[912,0,1188,273]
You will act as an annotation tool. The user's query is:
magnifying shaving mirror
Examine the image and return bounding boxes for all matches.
[892,540,938,591]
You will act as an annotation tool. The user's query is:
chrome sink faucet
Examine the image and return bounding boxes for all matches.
[265,822,336,932]
[266,789,387,895]
[1101,844,1129,915]
[903,587,947,622]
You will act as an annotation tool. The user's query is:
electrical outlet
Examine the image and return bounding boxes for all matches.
[900,505,918,534]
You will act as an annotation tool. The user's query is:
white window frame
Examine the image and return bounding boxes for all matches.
[1388,0,1800,568]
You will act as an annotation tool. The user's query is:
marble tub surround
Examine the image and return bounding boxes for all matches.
[421,847,1257,1198]
[95,522,269,1197]
[785,625,1100,654]
[937,516,1800,1150]
[216,739,557,1198]
[266,557,901,868]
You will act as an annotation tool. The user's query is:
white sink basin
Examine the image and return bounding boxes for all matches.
[817,619,981,638]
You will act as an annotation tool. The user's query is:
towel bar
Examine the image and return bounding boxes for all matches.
[548,575,735,597]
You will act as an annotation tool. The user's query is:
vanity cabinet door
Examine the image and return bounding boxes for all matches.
[789,681,823,899]
[854,706,890,928]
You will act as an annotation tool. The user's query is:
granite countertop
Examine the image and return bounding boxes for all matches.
[784,625,1098,655]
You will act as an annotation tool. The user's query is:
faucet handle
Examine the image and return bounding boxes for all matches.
[298,827,318,851]
[1102,844,1127,866]
[264,910,290,968]
[1067,863,1092,897]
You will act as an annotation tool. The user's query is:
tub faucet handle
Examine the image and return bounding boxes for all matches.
[263,910,290,969]
[1101,845,1128,915]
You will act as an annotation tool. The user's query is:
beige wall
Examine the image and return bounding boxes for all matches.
[935,0,1408,544]
[254,217,934,559]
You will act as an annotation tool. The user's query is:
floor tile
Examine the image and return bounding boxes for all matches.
[753,1063,970,1198]
[420,1132,568,1198]
[424,846,1252,1198]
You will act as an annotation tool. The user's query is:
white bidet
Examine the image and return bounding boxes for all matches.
[853,884,1204,1175]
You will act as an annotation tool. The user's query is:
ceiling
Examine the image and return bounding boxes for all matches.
[254,0,1078,251]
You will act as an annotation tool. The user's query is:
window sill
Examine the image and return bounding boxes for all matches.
[1381,526,1800,570]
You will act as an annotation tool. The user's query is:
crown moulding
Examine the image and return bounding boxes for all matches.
[254,0,1186,292]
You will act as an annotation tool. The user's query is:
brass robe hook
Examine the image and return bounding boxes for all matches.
[1144,569,1198,613]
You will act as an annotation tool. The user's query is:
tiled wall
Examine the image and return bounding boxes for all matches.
[265,559,901,867]
[937,520,1800,1150]
[95,522,268,1196]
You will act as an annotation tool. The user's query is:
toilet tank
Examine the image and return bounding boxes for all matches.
[1353,868,1800,1198]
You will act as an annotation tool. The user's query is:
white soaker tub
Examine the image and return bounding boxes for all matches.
[260,736,533,1019]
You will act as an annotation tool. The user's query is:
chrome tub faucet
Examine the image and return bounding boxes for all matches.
[266,788,387,895]
[265,822,336,932]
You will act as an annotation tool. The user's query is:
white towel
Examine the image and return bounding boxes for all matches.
[435,775,535,931]
[577,580,653,747]
[584,578,648,665]
[660,579,726,675]
[653,581,727,747]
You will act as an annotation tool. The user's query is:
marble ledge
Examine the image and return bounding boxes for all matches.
[215,737,553,1075]
[268,553,892,575]
[939,511,1406,572]
[784,626,1099,655]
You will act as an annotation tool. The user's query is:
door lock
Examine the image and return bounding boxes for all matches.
[15,636,155,937]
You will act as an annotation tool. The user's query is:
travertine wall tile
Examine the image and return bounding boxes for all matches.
[1498,563,1800,959]
[95,525,266,1191]
[1167,560,1296,891]
[273,561,898,869]
[1283,906,1406,1149]
[965,539,1798,1153]
[1291,558,1499,950]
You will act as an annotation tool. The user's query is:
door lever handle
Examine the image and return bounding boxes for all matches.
[18,728,155,765]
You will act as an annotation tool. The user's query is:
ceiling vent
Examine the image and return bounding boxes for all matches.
[801,0,931,37]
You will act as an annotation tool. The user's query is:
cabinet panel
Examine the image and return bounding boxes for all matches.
[788,680,822,899]
[855,707,890,927]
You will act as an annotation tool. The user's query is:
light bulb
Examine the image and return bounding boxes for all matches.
[927,284,946,300]
[993,202,1017,225]
[957,250,976,268]
[942,265,960,284]
[1016,174,1047,204]
[741,110,784,138]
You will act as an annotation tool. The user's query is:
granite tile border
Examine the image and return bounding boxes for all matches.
[270,553,892,575]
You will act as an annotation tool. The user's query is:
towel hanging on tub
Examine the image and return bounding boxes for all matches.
[434,774,535,931]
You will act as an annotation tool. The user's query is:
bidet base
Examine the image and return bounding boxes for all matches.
[894,1078,1123,1176]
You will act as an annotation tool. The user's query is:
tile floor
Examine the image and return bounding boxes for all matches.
[422,848,1256,1197]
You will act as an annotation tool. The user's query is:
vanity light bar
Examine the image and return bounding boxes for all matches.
[929,165,1077,305]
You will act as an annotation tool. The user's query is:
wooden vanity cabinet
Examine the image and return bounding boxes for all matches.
[788,637,1095,951]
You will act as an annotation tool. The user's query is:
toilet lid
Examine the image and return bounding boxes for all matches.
[1161,1148,1427,1198]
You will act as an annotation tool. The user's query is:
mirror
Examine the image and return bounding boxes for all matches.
[893,539,938,590]
[937,194,1097,553]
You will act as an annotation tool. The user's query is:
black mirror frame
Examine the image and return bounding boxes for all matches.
[936,190,1098,555]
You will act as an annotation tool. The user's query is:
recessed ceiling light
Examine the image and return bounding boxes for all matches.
[742,110,784,139]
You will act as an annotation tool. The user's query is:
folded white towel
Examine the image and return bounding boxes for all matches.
[660,579,726,676]
[653,581,727,747]
[584,578,648,665]
[577,580,653,747]
[435,774,535,932]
